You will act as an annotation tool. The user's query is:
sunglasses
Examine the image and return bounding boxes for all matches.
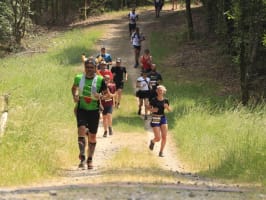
[85,66,94,69]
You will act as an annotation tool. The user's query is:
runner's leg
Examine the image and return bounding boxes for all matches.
[159,124,168,155]
[78,126,87,168]
[117,88,122,107]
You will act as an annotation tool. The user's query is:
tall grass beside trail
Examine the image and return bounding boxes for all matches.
[149,29,266,186]
[0,27,104,186]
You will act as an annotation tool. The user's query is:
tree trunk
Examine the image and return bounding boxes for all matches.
[239,0,249,105]
[84,0,87,20]
[185,0,194,40]
[224,0,234,54]
[55,0,59,20]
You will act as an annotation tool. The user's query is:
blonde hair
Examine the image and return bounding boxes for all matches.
[157,85,167,93]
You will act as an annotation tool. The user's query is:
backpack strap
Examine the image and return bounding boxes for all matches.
[78,74,98,98]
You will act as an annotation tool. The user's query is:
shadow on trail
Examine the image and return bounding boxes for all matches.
[70,18,125,29]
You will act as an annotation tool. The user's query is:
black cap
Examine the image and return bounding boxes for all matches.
[85,59,96,66]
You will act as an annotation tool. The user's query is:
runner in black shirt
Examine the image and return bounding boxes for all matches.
[111,58,128,108]
[148,64,162,101]
[147,85,171,157]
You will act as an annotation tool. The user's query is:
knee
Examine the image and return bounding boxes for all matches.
[161,136,167,141]
[89,134,97,143]
[78,126,87,137]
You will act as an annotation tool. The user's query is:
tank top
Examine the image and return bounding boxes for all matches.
[141,56,152,70]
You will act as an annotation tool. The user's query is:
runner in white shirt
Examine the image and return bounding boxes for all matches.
[131,27,145,68]
[128,8,138,37]
[136,70,150,120]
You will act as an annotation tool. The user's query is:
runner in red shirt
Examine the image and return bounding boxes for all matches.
[101,75,116,137]
[99,60,113,80]
[140,49,152,72]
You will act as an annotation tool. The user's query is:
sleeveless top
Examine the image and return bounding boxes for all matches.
[141,55,152,71]
[74,74,105,110]
[128,12,138,24]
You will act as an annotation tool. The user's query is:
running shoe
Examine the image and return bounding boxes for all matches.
[103,131,107,137]
[78,155,86,169]
[87,160,93,170]
[159,152,164,157]
[149,140,154,150]
[109,127,113,135]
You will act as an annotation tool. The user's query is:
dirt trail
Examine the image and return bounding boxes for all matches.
[0,5,265,200]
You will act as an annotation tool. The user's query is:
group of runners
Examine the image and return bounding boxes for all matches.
[72,46,128,169]
[71,6,172,170]
[129,8,171,159]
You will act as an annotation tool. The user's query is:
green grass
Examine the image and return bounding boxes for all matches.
[0,27,104,186]
[149,27,266,186]
[112,76,144,133]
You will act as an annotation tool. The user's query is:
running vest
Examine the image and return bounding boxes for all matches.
[132,32,142,46]
[129,12,137,24]
[74,74,103,110]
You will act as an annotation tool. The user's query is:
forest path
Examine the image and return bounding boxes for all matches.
[0,4,264,200]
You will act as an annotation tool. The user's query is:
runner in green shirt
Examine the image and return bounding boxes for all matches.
[71,58,107,170]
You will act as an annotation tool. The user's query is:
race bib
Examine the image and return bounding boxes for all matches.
[151,116,161,124]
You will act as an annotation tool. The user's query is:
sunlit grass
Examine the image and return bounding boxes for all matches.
[0,27,103,186]
[149,24,266,186]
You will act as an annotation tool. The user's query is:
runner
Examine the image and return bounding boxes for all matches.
[154,0,164,17]
[147,85,171,157]
[101,75,116,137]
[136,70,150,120]
[140,49,152,72]
[111,58,128,108]
[131,27,145,68]
[71,58,107,170]
[148,64,163,101]
[98,60,113,80]
[172,0,178,10]
[128,8,138,37]
[95,46,112,69]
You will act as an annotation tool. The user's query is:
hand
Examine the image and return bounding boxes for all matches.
[93,92,102,100]
[73,95,79,103]
[164,103,171,112]
[152,107,159,112]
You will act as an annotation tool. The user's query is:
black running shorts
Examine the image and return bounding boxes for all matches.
[77,109,100,134]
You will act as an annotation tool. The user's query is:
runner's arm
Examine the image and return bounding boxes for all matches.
[71,85,79,103]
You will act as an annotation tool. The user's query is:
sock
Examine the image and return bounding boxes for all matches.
[78,137,86,161]
[88,142,96,160]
